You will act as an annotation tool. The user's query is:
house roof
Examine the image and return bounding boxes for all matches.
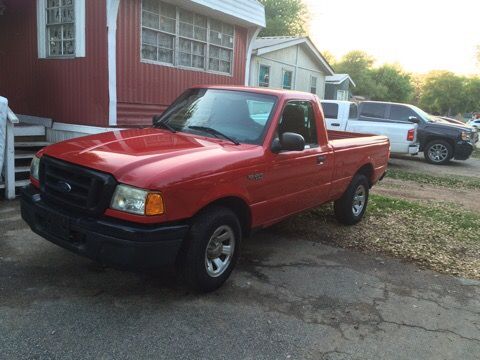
[325,74,356,87]
[252,36,334,76]
[174,0,265,28]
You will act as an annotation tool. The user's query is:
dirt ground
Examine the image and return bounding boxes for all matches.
[374,178,480,212]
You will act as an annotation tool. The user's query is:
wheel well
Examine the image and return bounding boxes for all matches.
[199,197,252,237]
[423,137,454,151]
[356,164,374,187]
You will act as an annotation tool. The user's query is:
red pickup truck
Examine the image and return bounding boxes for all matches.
[21,86,389,292]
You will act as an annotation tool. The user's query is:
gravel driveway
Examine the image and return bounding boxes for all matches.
[1,200,479,360]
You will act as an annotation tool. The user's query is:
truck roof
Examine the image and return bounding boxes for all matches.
[189,85,318,100]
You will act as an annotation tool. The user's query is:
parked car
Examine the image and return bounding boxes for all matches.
[467,118,480,129]
[321,100,419,155]
[21,86,390,292]
[351,101,477,165]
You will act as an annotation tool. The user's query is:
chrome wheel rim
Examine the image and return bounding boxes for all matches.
[205,225,235,278]
[352,185,366,216]
[428,144,448,162]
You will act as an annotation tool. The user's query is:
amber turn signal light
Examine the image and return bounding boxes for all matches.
[145,193,165,216]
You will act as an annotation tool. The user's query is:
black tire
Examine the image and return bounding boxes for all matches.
[334,174,369,225]
[424,140,453,165]
[177,206,241,292]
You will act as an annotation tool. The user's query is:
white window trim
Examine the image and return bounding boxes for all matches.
[282,69,293,90]
[37,0,86,59]
[258,63,270,87]
[107,0,120,126]
[310,75,318,94]
[140,1,235,76]
[336,89,348,101]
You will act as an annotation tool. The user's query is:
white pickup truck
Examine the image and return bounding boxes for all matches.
[321,100,420,155]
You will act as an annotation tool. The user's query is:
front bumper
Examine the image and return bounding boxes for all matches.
[454,141,474,160]
[21,185,189,269]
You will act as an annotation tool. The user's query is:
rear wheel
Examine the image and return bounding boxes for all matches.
[424,140,452,165]
[334,174,369,225]
[177,206,241,292]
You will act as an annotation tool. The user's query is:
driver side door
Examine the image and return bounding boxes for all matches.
[257,100,334,224]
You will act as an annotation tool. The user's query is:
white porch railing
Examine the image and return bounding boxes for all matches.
[1,104,19,200]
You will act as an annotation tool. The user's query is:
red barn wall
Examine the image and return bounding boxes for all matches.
[0,0,109,127]
[116,0,248,126]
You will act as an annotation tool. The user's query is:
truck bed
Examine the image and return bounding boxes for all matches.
[326,130,390,200]
[327,130,390,149]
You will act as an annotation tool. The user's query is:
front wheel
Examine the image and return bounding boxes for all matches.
[177,206,241,292]
[334,174,369,225]
[424,140,453,165]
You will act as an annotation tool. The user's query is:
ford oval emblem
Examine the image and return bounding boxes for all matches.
[57,181,72,193]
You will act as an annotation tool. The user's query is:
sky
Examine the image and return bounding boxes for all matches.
[303,0,479,75]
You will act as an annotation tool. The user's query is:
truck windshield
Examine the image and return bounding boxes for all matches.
[154,89,277,145]
[411,105,446,123]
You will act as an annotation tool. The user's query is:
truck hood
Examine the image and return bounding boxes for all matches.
[40,129,262,188]
[426,120,472,132]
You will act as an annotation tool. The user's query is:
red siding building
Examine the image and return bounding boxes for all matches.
[0,0,265,137]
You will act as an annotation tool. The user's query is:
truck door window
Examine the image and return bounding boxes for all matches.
[321,102,339,119]
[349,103,358,119]
[389,105,419,122]
[278,101,318,149]
[359,103,386,120]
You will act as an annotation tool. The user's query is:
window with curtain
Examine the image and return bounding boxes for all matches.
[141,0,234,75]
[258,65,270,87]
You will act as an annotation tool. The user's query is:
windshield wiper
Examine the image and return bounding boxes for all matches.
[188,126,240,145]
[155,121,177,133]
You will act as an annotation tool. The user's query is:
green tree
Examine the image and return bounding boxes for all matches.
[321,50,336,66]
[419,71,465,115]
[259,0,307,36]
[334,51,378,98]
[464,77,480,112]
[410,73,426,106]
[371,64,413,103]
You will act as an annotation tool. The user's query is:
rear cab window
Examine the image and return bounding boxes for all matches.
[359,103,387,120]
[321,102,339,119]
[348,103,358,119]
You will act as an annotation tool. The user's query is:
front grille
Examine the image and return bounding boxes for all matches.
[39,156,117,215]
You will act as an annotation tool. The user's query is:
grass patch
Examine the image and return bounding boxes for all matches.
[386,168,480,190]
[270,194,480,279]
[368,195,480,231]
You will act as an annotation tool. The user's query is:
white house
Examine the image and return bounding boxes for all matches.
[249,36,334,98]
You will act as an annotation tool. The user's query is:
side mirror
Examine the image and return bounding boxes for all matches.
[408,116,420,124]
[272,132,305,153]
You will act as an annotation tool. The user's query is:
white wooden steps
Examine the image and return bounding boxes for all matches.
[1,112,52,199]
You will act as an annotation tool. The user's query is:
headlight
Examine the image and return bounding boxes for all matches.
[110,184,164,216]
[30,155,40,180]
[461,131,470,141]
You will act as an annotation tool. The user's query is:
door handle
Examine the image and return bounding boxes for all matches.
[317,155,326,165]
[331,123,340,127]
